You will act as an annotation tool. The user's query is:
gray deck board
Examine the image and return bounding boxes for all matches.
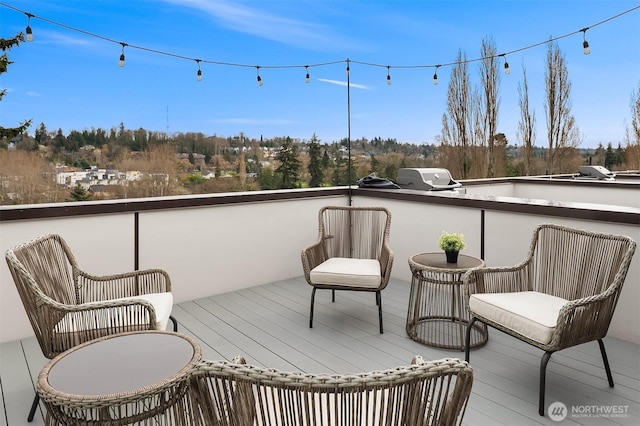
[2,277,638,425]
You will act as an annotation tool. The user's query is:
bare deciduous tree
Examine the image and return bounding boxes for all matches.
[625,82,640,169]
[544,40,581,174]
[518,66,536,175]
[441,50,472,178]
[0,150,60,204]
[479,37,500,177]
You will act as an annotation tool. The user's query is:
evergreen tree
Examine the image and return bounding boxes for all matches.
[307,134,323,187]
[604,143,616,170]
[258,166,278,190]
[322,148,331,168]
[369,154,381,176]
[68,184,92,202]
[1,33,32,139]
[275,137,301,189]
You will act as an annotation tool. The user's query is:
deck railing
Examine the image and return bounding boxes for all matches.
[1,178,638,344]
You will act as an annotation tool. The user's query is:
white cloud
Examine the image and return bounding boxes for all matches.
[318,78,369,90]
[36,29,96,47]
[160,0,358,51]
[26,91,43,97]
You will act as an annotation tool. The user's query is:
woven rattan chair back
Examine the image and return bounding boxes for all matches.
[529,224,634,304]
[319,205,391,260]
[190,356,473,426]
[6,234,78,356]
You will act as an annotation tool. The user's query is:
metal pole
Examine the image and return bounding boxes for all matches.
[346,58,352,205]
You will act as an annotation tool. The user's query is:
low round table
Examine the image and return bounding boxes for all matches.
[37,330,202,425]
[407,253,488,350]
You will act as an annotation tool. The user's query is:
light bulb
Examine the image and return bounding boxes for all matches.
[305,66,310,83]
[386,67,391,85]
[257,75,263,86]
[25,14,34,42]
[581,28,591,55]
[432,73,438,85]
[504,62,511,75]
[196,60,202,81]
[118,43,126,67]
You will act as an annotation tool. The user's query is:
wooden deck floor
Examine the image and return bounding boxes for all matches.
[2,277,639,425]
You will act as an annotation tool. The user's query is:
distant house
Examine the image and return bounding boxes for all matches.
[176,152,206,169]
[89,184,120,197]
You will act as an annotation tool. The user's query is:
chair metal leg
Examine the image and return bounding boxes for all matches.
[465,317,477,361]
[539,351,553,416]
[598,339,615,387]
[310,288,317,328]
[332,289,335,302]
[170,315,178,332]
[28,392,39,422]
[376,291,383,334]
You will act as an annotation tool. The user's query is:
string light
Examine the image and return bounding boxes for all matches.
[256,66,263,86]
[386,66,392,85]
[581,27,591,55]
[196,59,202,81]
[2,3,636,87]
[118,42,126,67]
[305,65,310,83]
[24,12,34,41]
[500,54,511,74]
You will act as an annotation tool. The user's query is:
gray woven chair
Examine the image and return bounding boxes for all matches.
[463,223,636,416]
[190,356,473,426]
[301,206,393,333]
[5,233,178,422]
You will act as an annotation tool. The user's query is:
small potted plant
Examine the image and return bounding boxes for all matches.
[438,231,467,263]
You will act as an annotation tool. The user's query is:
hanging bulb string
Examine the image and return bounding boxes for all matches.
[24,12,34,41]
[1,2,637,75]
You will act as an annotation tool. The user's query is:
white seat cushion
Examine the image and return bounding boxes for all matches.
[116,292,174,331]
[310,257,382,289]
[56,292,174,332]
[469,291,568,344]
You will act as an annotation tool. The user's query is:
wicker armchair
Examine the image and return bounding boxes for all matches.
[5,233,178,422]
[463,223,636,416]
[190,356,473,426]
[301,206,393,333]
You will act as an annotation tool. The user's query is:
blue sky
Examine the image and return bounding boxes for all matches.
[1,0,639,149]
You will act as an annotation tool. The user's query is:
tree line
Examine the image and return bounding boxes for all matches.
[2,31,639,205]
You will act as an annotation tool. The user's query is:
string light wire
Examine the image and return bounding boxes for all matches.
[0,2,638,80]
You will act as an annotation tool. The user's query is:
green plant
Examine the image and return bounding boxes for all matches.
[438,231,467,252]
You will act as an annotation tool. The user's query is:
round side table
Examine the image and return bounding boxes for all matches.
[407,253,488,350]
[37,330,202,425]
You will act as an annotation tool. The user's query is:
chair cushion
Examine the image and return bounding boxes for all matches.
[310,258,382,289]
[469,291,568,344]
[116,292,174,331]
[56,292,174,332]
